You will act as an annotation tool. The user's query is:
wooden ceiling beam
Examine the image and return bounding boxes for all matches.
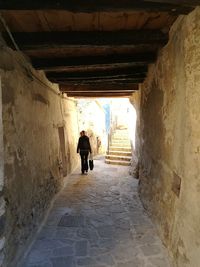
[49,79,144,85]
[3,30,168,50]
[54,79,144,85]
[48,73,146,82]
[66,92,133,98]
[56,80,144,86]
[59,84,139,92]
[31,53,156,70]
[60,84,138,92]
[64,90,135,93]
[0,0,196,14]
[46,66,147,80]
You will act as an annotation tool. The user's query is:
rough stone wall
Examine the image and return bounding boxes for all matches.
[0,46,79,266]
[129,92,141,178]
[0,76,5,266]
[137,7,200,267]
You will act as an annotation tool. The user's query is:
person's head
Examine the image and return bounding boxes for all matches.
[80,130,86,136]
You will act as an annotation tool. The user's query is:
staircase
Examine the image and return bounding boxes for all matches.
[105,129,132,166]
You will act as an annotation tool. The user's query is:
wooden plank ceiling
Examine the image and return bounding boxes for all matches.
[0,1,198,98]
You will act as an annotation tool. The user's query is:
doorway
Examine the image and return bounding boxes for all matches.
[58,126,67,176]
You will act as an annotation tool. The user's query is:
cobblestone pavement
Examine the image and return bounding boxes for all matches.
[21,156,172,267]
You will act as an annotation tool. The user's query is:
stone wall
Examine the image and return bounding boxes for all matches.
[129,92,141,178]
[136,7,200,267]
[0,46,79,266]
[0,76,5,266]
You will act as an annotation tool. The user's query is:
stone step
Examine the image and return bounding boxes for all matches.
[111,143,131,147]
[105,155,131,162]
[113,131,129,134]
[111,139,130,143]
[109,146,132,152]
[112,135,130,138]
[113,133,129,137]
[111,142,130,146]
[113,130,129,134]
[115,129,128,133]
[112,136,130,140]
[107,151,132,156]
[105,159,131,166]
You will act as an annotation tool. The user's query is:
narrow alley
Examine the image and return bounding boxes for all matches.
[1,2,200,267]
[21,157,171,267]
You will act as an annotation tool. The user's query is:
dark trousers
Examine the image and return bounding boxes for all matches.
[80,150,89,173]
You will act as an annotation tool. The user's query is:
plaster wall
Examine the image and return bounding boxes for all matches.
[0,78,4,191]
[136,7,200,266]
[129,92,141,178]
[0,46,79,266]
[0,76,5,266]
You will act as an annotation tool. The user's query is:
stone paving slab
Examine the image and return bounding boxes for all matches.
[20,158,172,267]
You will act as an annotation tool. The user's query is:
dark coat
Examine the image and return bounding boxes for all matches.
[77,135,92,153]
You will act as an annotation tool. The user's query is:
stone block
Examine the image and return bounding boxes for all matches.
[51,256,75,267]
[0,214,6,236]
[76,256,96,266]
[58,215,85,227]
[75,240,88,256]
[0,237,5,251]
[52,246,74,256]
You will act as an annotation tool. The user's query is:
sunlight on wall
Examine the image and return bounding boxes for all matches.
[109,98,137,149]
[76,98,137,154]
[77,99,107,154]
[127,102,137,149]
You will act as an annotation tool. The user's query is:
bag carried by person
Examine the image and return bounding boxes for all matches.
[89,153,94,170]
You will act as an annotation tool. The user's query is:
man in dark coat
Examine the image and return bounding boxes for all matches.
[77,131,92,174]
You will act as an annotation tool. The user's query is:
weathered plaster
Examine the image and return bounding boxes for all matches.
[0,76,5,266]
[129,91,141,178]
[136,7,200,267]
[0,77,4,192]
[0,46,79,266]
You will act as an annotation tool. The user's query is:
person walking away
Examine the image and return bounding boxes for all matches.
[77,131,92,174]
